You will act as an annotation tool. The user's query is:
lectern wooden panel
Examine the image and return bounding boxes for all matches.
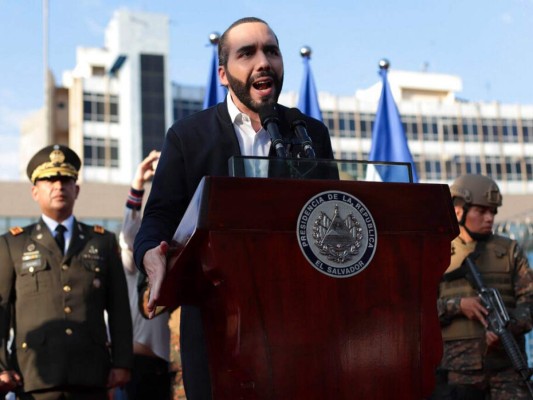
[159,176,458,400]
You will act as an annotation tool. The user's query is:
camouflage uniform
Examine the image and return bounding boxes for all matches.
[437,235,533,399]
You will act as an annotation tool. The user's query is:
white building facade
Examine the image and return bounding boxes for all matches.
[60,9,172,184]
[279,70,533,195]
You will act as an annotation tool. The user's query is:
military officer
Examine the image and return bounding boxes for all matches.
[0,144,133,399]
[435,174,533,399]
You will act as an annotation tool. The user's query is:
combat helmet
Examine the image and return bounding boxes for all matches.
[450,174,502,208]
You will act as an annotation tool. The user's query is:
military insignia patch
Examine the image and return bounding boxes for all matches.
[21,251,43,274]
[9,226,23,236]
[296,190,377,278]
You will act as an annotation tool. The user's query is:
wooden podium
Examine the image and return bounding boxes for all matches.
[159,176,458,400]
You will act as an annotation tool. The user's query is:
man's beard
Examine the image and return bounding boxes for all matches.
[225,70,284,113]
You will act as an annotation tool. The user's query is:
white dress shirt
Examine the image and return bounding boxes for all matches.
[41,214,74,253]
[226,94,271,177]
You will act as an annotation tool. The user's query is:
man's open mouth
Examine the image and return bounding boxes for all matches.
[252,79,273,90]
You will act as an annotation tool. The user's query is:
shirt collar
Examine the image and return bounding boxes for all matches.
[41,214,75,234]
[226,92,244,124]
[226,92,260,127]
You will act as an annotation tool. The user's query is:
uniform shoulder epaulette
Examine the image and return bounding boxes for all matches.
[9,226,24,236]
[94,225,105,234]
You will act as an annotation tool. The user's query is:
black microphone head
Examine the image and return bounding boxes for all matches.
[258,103,280,126]
[286,107,307,129]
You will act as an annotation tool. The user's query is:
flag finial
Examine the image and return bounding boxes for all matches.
[300,46,312,59]
[208,32,220,45]
[379,59,390,71]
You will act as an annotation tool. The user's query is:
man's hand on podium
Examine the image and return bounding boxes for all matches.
[143,241,170,318]
[142,240,184,317]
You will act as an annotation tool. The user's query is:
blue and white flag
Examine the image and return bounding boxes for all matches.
[367,67,418,183]
[298,54,322,121]
[203,44,227,109]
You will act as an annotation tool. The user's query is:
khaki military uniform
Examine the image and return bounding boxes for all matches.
[437,234,533,399]
[0,218,133,394]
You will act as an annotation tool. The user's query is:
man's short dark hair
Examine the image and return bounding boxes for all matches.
[218,17,278,67]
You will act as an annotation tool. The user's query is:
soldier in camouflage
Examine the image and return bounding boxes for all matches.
[435,174,533,399]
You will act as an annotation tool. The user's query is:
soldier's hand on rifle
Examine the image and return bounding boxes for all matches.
[460,296,489,327]
[485,330,499,347]
[0,370,21,393]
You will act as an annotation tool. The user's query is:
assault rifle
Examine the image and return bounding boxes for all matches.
[464,255,533,398]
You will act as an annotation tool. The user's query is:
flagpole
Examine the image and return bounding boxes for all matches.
[203,32,227,109]
[366,59,418,183]
[298,46,322,121]
[43,0,52,145]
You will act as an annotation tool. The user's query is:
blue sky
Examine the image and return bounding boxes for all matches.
[1,0,532,179]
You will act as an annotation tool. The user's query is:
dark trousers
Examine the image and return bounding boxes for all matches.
[17,387,107,400]
[124,354,171,400]
[180,305,212,400]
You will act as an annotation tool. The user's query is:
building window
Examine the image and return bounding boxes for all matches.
[83,136,119,168]
[336,112,355,137]
[505,156,522,181]
[486,155,503,180]
[0,217,38,236]
[140,54,166,157]
[482,120,499,142]
[360,113,374,139]
[464,155,482,175]
[442,117,461,142]
[526,158,533,180]
[339,112,355,137]
[402,115,418,141]
[501,119,519,143]
[173,98,203,121]
[91,66,106,76]
[83,92,119,123]
[522,120,533,142]
[422,116,439,141]
[462,117,478,142]
[424,158,442,180]
[339,151,356,160]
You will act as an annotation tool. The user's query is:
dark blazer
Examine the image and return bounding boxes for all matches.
[134,100,334,268]
[0,218,133,393]
[133,100,334,399]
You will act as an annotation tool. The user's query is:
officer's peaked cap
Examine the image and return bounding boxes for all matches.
[26,144,81,184]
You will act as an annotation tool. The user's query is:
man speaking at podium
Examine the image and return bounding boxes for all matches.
[134,17,334,399]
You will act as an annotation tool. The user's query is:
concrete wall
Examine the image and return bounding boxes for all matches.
[0,180,530,223]
[0,181,130,219]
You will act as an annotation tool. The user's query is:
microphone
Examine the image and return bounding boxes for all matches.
[286,108,316,159]
[259,104,287,158]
